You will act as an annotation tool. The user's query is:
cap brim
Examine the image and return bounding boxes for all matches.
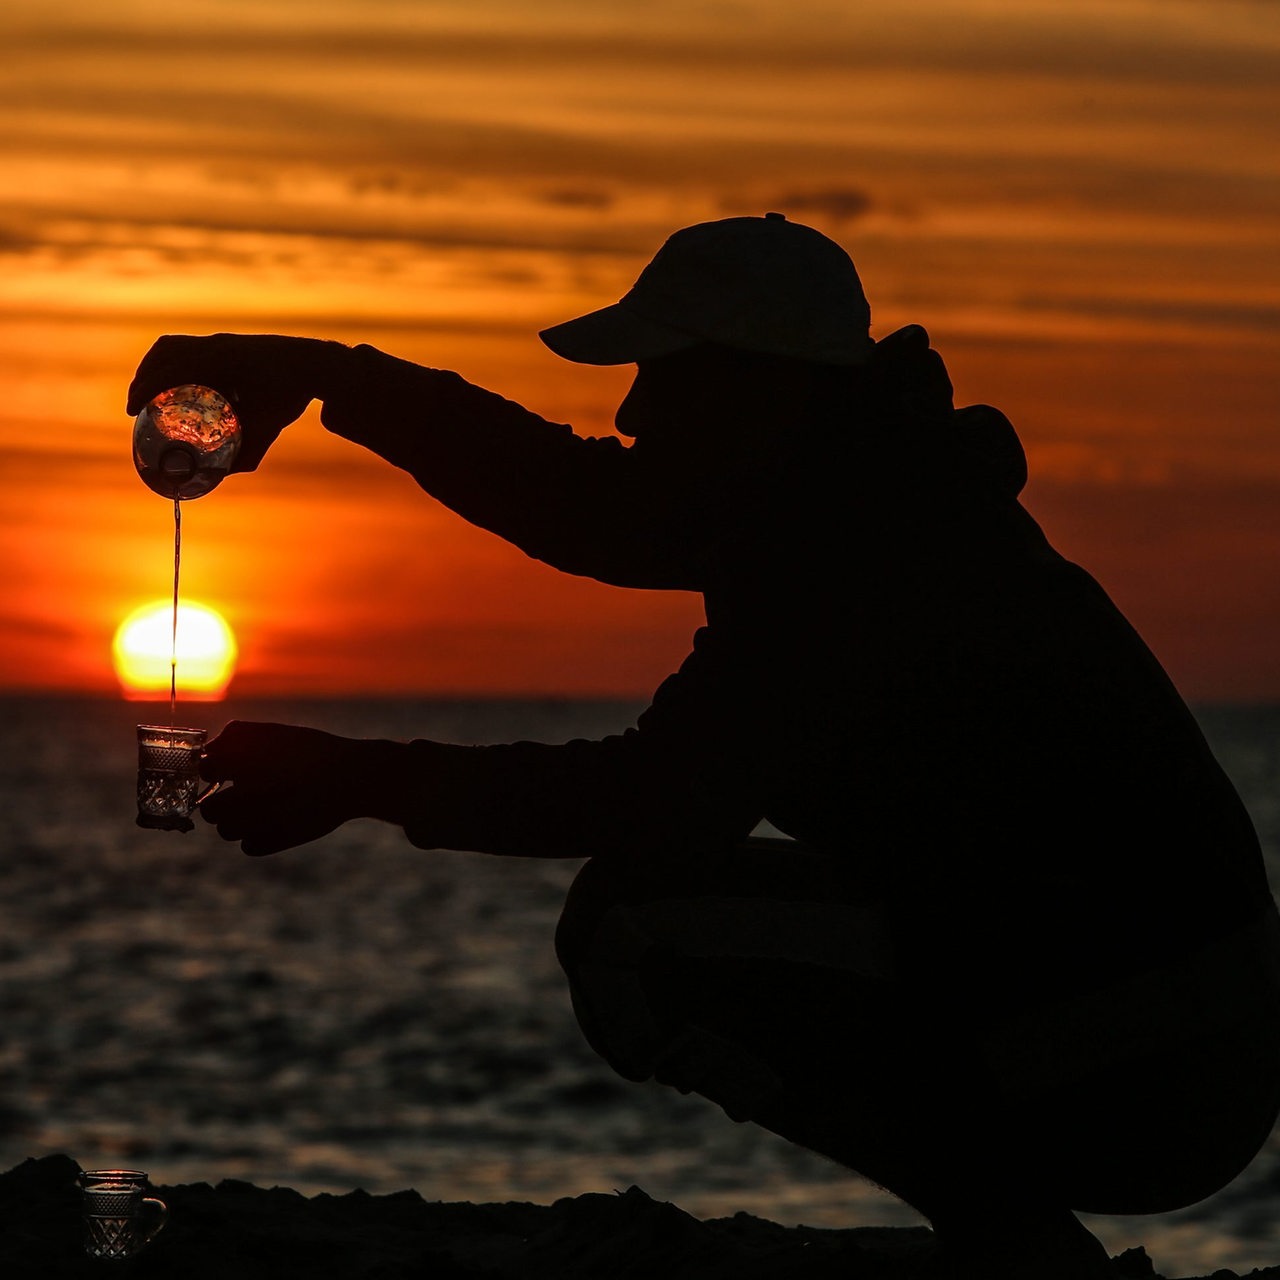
[539,302,700,366]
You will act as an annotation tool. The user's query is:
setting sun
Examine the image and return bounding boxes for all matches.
[113,600,238,700]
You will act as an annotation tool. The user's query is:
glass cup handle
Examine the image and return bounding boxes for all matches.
[139,1196,168,1245]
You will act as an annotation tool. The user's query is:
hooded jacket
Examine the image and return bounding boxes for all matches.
[318,337,1273,1013]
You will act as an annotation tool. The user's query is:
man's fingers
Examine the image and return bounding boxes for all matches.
[198,784,240,822]
[127,335,213,414]
[199,776,342,857]
[240,831,302,858]
[201,796,296,855]
[223,813,335,858]
[195,720,361,854]
[200,720,290,779]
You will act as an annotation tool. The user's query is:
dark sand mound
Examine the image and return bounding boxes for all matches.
[1,1155,1269,1279]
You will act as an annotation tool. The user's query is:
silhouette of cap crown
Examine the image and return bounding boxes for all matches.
[540,213,872,366]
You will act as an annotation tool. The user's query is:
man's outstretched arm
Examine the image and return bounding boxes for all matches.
[129,333,711,590]
[198,626,768,861]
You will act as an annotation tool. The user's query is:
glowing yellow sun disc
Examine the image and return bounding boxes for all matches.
[113,600,238,699]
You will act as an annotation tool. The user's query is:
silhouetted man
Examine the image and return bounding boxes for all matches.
[129,214,1280,1279]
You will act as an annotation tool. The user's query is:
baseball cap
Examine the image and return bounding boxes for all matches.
[539,213,872,367]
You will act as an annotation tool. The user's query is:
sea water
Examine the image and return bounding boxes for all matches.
[0,695,1277,1275]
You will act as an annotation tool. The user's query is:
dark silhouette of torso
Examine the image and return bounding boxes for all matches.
[322,340,1270,1020]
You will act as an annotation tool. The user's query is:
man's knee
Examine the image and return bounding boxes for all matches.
[557,843,895,979]
[554,849,903,1123]
[554,854,646,976]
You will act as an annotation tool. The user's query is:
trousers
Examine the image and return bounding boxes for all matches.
[555,838,1280,1215]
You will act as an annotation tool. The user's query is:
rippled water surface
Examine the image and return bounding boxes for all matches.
[2,696,1279,1275]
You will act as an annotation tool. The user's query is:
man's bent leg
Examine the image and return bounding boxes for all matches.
[554,842,1121,1279]
[555,840,901,1112]
[556,845,1027,1202]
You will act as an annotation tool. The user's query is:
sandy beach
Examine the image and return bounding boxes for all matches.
[5,1154,1277,1279]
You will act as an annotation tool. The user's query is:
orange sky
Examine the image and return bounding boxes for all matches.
[1,0,1278,699]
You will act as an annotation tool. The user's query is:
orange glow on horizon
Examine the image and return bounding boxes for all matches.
[112,600,238,700]
[2,1,1278,700]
